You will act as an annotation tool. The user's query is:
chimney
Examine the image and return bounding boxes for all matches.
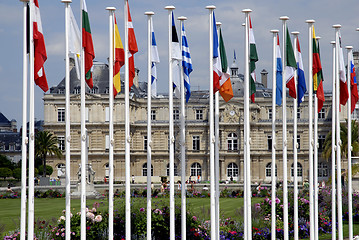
[260,69,268,88]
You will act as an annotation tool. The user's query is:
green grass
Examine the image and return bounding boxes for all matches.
[302,222,359,240]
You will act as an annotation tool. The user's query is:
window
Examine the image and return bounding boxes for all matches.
[142,163,153,176]
[90,87,98,94]
[265,163,277,177]
[227,133,238,151]
[318,163,328,177]
[58,108,65,122]
[105,135,109,150]
[151,110,156,120]
[267,135,272,151]
[58,136,65,151]
[58,88,64,94]
[9,144,15,151]
[105,88,110,94]
[192,136,200,151]
[318,135,326,151]
[74,87,80,94]
[105,107,109,122]
[173,109,179,120]
[295,135,301,150]
[105,163,109,178]
[297,108,301,119]
[190,163,201,177]
[85,107,89,122]
[166,163,178,176]
[144,136,147,151]
[291,162,303,177]
[196,109,203,120]
[318,108,325,119]
[268,109,272,120]
[227,163,239,177]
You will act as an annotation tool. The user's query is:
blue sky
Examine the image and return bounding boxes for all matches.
[0,0,358,128]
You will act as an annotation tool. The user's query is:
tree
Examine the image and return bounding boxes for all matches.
[35,131,62,177]
[0,154,14,170]
[12,168,21,180]
[38,165,53,177]
[0,167,12,180]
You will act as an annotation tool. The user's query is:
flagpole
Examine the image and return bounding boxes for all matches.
[164,6,176,240]
[106,7,115,240]
[279,16,289,240]
[333,24,343,240]
[345,45,353,240]
[20,1,28,240]
[330,40,337,240]
[62,1,72,240]
[178,15,187,240]
[270,29,278,240]
[306,19,315,240]
[205,5,216,240]
[292,31,299,240]
[145,11,154,240]
[242,9,252,240]
[27,0,35,239]
[215,22,221,240]
[124,1,131,239]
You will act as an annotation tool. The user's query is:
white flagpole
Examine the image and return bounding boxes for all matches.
[270,29,278,240]
[271,30,278,240]
[215,22,221,240]
[62,1,72,239]
[20,1,28,240]
[124,1,131,239]
[164,6,176,240]
[314,36,321,240]
[279,16,289,240]
[28,0,35,239]
[333,24,343,240]
[292,31,299,240]
[242,9,252,240]
[330,40,336,240]
[80,0,87,238]
[106,6,115,240]
[205,5,216,239]
[345,45,353,240]
[145,11,154,240]
[178,15,187,240]
[306,19,315,240]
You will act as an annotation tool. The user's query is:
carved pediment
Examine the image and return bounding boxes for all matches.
[221,104,241,123]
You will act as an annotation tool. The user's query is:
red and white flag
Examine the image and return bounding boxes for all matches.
[32,0,48,92]
[127,1,138,90]
[339,32,349,106]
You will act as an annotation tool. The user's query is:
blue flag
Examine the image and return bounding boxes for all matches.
[295,36,306,107]
[275,34,283,106]
[151,20,160,97]
[181,23,193,102]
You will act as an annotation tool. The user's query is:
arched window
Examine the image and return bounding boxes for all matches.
[190,163,201,177]
[265,163,277,177]
[142,163,153,176]
[227,133,238,151]
[166,163,178,176]
[291,162,303,177]
[227,163,239,177]
[318,162,328,177]
[57,163,65,177]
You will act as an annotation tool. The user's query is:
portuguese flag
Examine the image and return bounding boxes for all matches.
[82,0,95,89]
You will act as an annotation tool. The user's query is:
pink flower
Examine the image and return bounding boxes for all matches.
[94,215,102,222]
[192,216,197,221]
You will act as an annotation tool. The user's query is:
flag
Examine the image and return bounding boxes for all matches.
[32,0,48,92]
[82,0,95,89]
[349,51,358,113]
[68,5,81,80]
[219,28,233,102]
[234,50,237,61]
[212,12,222,94]
[295,35,306,107]
[171,12,181,98]
[113,14,125,97]
[249,15,258,102]
[151,19,160,97]
[181,23,192,102]
[275,33,283,106]
[284,27,297,99]
[338,31,349,106]
[127,1,138,90]
[312,27,325,112]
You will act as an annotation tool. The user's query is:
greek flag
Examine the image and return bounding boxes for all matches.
[151,20,160,97]
[181,23,192,102]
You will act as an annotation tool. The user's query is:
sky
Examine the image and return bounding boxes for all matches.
[0,0,358,129]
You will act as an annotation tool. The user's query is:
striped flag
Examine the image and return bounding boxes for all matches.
[127,1,138,90]
[275,33,283,106]
[171,12,181,98]
[213,12,222,93]
[249,15,258,102]
[181,22,192,102]
[151,20,160,97]
[284,27,297,99]
[218,28,233,102]
[312,27,325,112]
[295,35,306,107]
[338,31,349,106]
[113,14,125,97]
[349,51,358,113]
[32,0,48,92]
[68,5,81,80]
[82,0,95,89]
